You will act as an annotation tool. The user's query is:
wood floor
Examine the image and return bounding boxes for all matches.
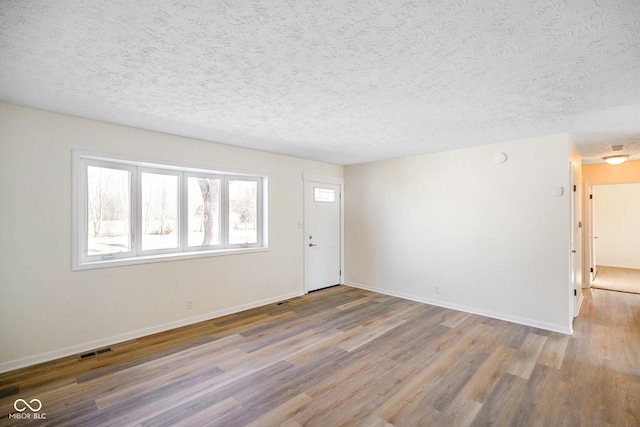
[1,285,639,426]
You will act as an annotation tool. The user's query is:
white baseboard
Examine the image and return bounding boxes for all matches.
[344,281,573,335]
[0,290,304,374]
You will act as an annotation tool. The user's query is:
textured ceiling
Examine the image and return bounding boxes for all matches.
[1,0,639,165]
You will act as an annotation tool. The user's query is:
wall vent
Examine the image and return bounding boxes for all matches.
[79,351,96,360]
[79,347,112,360]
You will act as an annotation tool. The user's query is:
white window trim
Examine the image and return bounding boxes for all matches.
[72,150,268,271]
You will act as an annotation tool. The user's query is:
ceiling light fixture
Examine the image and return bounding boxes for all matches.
[602,154,630,165]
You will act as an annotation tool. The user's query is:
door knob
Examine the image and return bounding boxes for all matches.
[309,243,318,247]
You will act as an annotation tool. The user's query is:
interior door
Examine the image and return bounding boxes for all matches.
[304,180,342,292]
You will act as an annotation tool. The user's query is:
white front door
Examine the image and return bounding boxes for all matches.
[304,178,342,292]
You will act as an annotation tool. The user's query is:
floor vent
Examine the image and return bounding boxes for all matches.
[276,300,289,305]
[79,347,112,360]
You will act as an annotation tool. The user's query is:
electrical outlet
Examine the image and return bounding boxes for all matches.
[434,285,441,295]
[186,299,194,310]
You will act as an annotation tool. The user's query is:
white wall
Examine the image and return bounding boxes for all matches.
[0,103,342,372]
[345,134,575,333]
[593,183,640,269]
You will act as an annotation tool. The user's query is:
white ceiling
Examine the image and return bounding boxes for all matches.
[1,0,639,165]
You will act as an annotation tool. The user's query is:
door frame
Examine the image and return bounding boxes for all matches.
[302,173,344,293]
[588,182,640,280]
[586,184,596,286]
[570,163,583,318]
[582,166,640,290]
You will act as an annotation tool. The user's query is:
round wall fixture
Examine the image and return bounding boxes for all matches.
[493,152,508,164]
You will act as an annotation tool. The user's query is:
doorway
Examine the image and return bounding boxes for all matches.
[589,183,640,294]
[303,174,343,292]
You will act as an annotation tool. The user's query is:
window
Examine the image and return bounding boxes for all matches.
[141,170,179,252]
[86,163,133,257]
[187,175,221,248]
[228,179,259,245]
[314,186,336,203]
[74,152,266,269]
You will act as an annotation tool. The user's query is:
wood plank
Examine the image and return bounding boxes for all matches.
[432,394,483,427]
[506,332,548,379]
[245,393,312,427]
[152,397,241,427]
[538,332,570,369]
[440,310,472,328]
[470,373,529,426]
[375,322,490,421]
[460,344,517,402]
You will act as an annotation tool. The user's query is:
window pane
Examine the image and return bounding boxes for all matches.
[141,172,179,250]
[87,166,131,256]
[188,177,221,246]
[314,187,336,202]
[229,180,258,244]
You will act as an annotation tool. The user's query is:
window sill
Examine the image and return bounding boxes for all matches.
[73,247,270,271]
